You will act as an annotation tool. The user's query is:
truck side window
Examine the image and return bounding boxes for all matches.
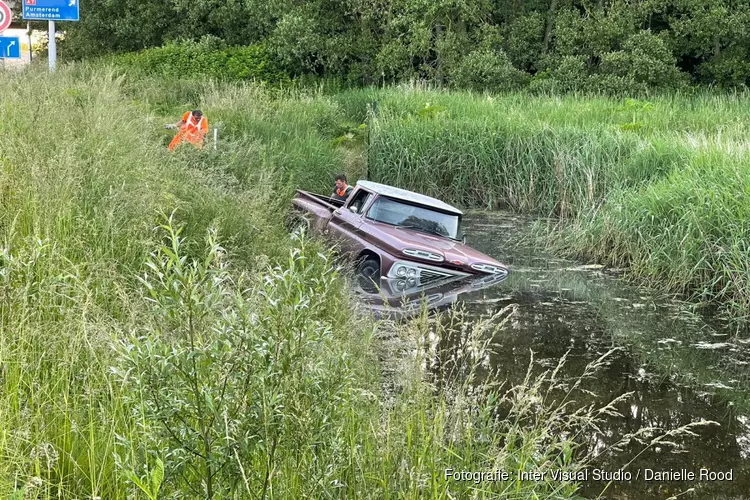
[348,190,372,214]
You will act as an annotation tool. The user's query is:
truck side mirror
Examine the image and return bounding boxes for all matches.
[461,233,467,244]
[349,206,358,213]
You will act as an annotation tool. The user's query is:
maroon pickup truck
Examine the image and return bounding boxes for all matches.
[289,180,509,292]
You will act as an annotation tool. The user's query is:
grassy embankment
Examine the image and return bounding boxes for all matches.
[0,65,636,498]
[346,88,750,326]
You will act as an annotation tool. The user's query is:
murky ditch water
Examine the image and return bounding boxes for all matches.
[369,211,750,500]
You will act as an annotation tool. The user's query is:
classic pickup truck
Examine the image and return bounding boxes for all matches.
[289,180,509,293]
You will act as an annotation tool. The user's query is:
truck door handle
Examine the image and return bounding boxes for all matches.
[333,210,342,216]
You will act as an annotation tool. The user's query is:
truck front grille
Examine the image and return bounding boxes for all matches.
[419,269,453,284]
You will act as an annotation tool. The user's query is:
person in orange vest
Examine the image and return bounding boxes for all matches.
[331,173,354,201]
[167,110,209,151]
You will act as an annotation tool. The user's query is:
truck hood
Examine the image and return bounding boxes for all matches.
[366,220,508,272]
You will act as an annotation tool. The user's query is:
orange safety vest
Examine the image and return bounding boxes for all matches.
[169,112,208,150]
[181,111,208,144]
[336,185,350,198]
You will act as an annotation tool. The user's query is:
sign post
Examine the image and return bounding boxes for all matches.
[47,18,53,69]
[22,0,80,71]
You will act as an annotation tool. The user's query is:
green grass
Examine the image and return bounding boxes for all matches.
[352,88,750,213]
[0,65,635,498]
[0,64,294,498]
[550,152,750,325]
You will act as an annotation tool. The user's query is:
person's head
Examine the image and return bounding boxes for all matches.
[192,110,203,120]
[335,174,348,189]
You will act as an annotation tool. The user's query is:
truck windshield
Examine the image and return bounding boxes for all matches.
[365,196,461,239]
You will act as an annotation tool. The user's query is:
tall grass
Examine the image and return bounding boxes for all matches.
[119,76,367,195]
[0,64,295,497]
[549,152,750,324]
[1,65,650,498]
[358,88,750,213]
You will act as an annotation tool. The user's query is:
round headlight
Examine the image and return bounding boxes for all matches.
[407,277,417,286]
[395,279,407,291]
[407,268,417,277]
[396,266,407,277]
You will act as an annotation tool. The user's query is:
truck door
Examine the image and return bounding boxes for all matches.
[326,189,373,256]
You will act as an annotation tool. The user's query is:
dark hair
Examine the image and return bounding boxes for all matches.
[192,110,203,117]
[335,174,347,182]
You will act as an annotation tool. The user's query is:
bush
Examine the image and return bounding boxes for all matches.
[114,38,290,84]
[586,73,649,96]
[503,12,545,71]
[698,46,750,88]
[530,32,690,96]
[598,31,689,92]
[528,55,590,94]
[449,49,530,92]
[114,221,359,498]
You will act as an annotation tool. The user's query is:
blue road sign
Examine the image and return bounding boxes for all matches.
[22,0,79,21]
[0,36,21,59]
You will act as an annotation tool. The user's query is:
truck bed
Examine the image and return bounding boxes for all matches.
[295,190,345,209]
[290,190,346,233]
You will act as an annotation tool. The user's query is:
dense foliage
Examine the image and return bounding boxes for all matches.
[58,0,750,92]
[110,38,290,84]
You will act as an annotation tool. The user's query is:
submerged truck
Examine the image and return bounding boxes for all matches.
[289,180,509,292]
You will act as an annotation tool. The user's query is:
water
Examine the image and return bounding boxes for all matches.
[367,211,750,499]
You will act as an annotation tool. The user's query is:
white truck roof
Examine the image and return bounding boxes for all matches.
[356,180,463,215]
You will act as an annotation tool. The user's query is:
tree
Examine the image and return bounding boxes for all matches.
[55,0,750,92]
[667,0,750,86]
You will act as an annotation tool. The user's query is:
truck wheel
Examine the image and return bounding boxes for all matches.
[357,257,381,293]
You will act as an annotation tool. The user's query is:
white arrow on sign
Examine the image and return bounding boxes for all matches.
[6,39,14,56]
[68,0,75,6]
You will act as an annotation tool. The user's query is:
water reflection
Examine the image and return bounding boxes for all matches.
[355,271,510,320]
